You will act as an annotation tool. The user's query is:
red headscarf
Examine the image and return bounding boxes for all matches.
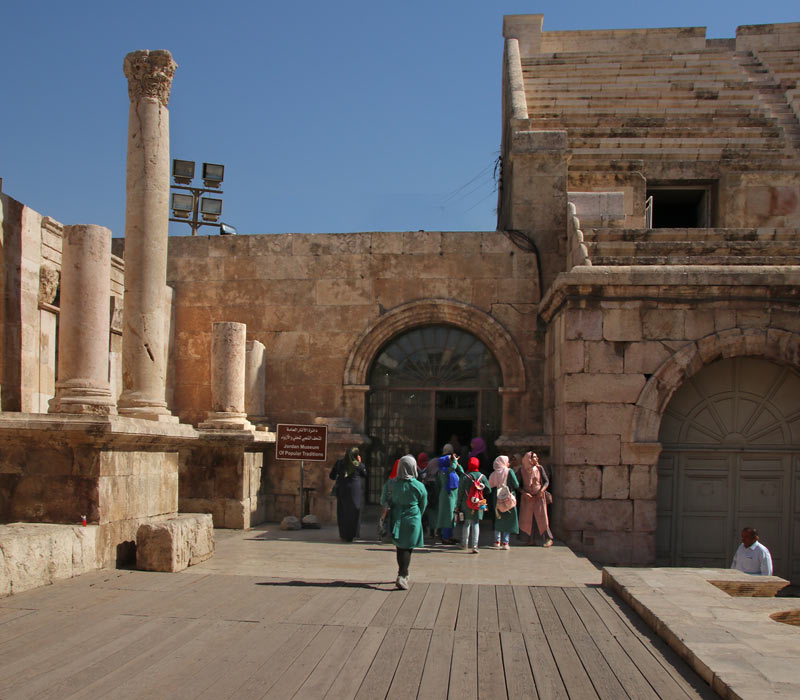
[389,459,400,479]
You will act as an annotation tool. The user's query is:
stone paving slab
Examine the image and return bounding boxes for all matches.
[190,521,602,587]
[604,566,800,699]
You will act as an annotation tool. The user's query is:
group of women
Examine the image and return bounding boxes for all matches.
[329,444,554,590]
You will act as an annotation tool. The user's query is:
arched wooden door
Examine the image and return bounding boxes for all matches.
[656,357,800,581]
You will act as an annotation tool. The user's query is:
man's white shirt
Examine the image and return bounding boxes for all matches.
[731,541,773,575]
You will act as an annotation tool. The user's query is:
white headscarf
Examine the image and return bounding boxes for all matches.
[489,455,510,488]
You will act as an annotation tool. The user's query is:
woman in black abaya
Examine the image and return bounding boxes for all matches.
[329,446,367,542]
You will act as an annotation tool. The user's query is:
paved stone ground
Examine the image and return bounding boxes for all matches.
[0,520,723,699]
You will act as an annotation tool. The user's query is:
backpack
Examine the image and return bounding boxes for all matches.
[465,474,487,511]
[496,471,517,513]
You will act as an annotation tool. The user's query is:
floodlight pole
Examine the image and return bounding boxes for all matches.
[169,184,224,236]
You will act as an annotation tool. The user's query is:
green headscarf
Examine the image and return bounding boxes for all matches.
[342,446,360,478]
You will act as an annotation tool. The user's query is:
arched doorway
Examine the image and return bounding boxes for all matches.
[365,325,503,502]
[656,357,800,581]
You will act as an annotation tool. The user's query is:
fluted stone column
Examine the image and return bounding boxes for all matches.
[49,225,116,414]
[200,322,252,430]
[244,339,266,418]
[118,49,178,422]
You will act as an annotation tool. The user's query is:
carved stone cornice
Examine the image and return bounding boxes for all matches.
[123,50,177,107]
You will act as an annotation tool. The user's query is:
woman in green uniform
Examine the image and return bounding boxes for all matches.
[433,447,464,544]
[488,455,519,549]
[381,454,427,590]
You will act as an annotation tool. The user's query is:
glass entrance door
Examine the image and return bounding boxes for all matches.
[364,325,503,503]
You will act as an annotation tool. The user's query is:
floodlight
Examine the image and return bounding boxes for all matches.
[202,162,224,187]
[172,159,195,184]
[171,192,194,218]
[200,197,222,221]
[219,223,238,235]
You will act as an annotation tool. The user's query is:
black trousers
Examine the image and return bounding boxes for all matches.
[396,548,412,577]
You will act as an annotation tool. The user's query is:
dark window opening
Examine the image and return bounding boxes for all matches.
[647,187,711,228]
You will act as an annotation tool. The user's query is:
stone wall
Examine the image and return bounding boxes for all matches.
[167,231,542,520]
[541,265,800,564]
[0,193,124,414]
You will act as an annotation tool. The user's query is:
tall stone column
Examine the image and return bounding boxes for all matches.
[200,322,253,430]
[118,49,178,422]
[49,225,116,414]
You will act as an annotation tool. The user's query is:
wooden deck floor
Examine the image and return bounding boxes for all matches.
[0,570,716,699]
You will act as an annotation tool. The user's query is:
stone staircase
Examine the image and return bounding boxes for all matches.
[522,46,800,168]
[581,227,800,266]
[733,49,800,155]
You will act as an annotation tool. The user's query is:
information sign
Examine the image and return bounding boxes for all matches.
[275,424,328,461]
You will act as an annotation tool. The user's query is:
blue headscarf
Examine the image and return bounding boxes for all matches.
[437,454,460,491]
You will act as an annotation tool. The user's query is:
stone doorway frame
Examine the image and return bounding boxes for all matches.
[627,327,800,566]
[341,299,526,435]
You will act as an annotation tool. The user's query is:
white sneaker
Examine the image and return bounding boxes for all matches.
[471,547,479,554]
[396,576,409,590]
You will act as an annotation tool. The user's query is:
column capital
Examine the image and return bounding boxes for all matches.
[123,50,177,107]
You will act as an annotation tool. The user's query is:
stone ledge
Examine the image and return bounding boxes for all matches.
[603,566,799,698]
[136,513,214,573]
[0,522,101,597]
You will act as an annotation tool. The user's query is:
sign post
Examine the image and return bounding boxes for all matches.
[276,424,328,518]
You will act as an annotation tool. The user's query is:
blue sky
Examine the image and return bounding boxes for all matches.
[1,1,797,237]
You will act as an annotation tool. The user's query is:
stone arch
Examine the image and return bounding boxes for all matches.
[343,299,526,390]
[632,327,800,443]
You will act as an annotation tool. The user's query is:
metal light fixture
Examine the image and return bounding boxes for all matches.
[170,159,232,235]
[219,223,238,235]
[202,163,224,188]
[171,192,194,218]
[200,197,222,222]
[172,159,195,185]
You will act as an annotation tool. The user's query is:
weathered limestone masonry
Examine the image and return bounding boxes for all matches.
[182,321,272,529]
[500,16,800,568]
[0,50,215,585]
[539,266,800,564]
[166,231,543,522]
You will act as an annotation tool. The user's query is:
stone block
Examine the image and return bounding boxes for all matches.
[563,373,646,404]
[586,403,634,435]
[579,530,633,565]
[559,340,585,373]
[586,341,624,373]
[556,403,586,434]
[563,435,620,465]
[602,465,630,499]
[560,498,633,532]
[630,464,658,499]
[643,309,684,340]
[557,466,601,498]
[281,515,301,530]
[564,309,603,340]
[684,311,715,340]
[631,533,656,565]
[634,499,657,532]
[713,309,736,331]
[621,443,663,466]
[0,523,100,596]
[136,514,214,573]
[603,309,642,341]
[315,278,373,306]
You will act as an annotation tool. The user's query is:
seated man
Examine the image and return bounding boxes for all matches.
[731,527,773,576]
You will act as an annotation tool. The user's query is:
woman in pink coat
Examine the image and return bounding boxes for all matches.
[517,451,553,547]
